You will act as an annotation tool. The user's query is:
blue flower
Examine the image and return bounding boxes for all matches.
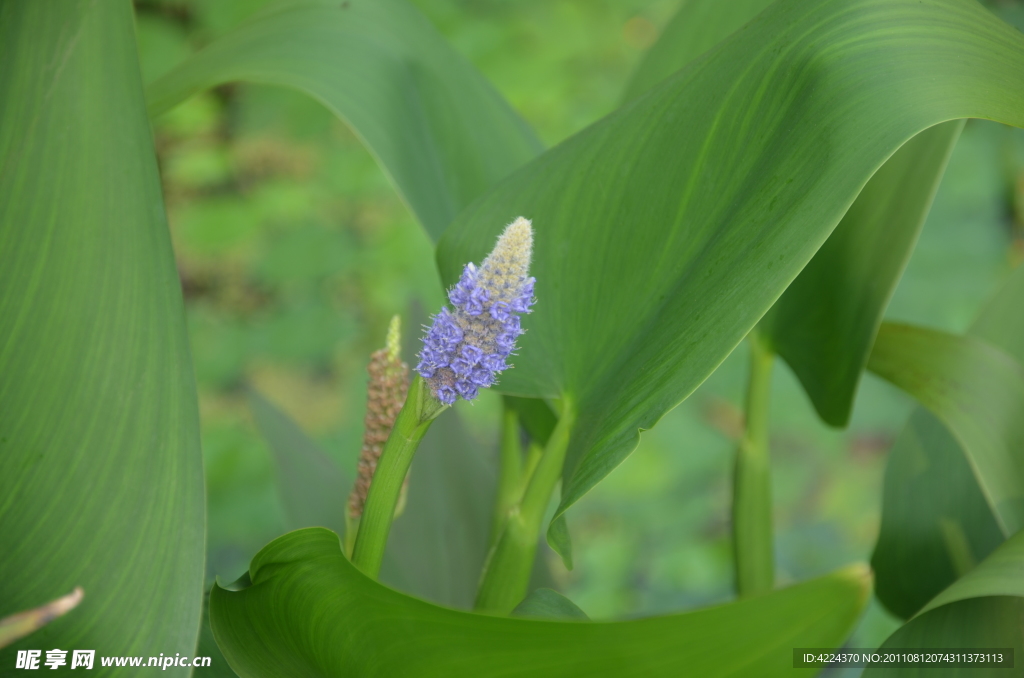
[417,217,536,404]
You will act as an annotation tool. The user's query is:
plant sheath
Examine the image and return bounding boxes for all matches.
[351,375,444,578]
[475,399,575,613]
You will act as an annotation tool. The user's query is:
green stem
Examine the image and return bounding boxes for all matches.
[351,375,445,578]
[732,331,775,597]
[475,399,575,614]
[489,406,524,551]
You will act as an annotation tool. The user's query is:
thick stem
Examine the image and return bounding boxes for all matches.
[351,375,444,578]
[489,406,524,551]
[475,399,575,614]
[732,331,775,597]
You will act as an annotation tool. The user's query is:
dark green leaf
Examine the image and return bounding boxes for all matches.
[512,589,588,620]
[0,1,204,671]
[145,0,542,241]
[867,323,1024,536]
[435,0,1024,537]
[211,527,869,678]
[504,395,558,446]
[871,409,1004,618]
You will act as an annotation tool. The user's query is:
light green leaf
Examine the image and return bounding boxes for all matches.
[512,589,588,620]
[871,263,1024,618]
[436,0,1024,535]
[0,0,204,671]
[145,0,542,241]
[867,322,1024,536]
[762,121,964,426]
[211,528,869,678]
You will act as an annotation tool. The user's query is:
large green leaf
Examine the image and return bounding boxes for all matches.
[625,0,966,429]
[145,0,542,241]
[210,527,869,678]
[872,263,1024,618]
[867,322,1024,536]
[0,0,204,672]
[436,0,1024,535]
[761,121,964,426]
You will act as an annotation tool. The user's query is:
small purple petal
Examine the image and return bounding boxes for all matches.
[481,354,507,372]
[455,379,478,400]
[436,385,457,405]
[460,344,484,363]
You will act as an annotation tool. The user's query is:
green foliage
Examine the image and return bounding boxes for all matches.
[209,528,869,678]
[762,121,965,426]
[873,263,1024,617]
[146,0,542,241]
[436,0,1024,546]
[0,1,203,671]
[868,322,1024,536]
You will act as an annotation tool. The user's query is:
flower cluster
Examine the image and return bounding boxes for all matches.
[417,217,535,404]
[349,317,409,518]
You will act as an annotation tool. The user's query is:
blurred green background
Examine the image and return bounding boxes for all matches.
[135,0,1024,662]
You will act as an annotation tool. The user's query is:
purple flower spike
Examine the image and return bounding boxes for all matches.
[416,217,535,404]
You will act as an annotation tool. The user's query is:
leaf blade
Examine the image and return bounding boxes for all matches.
[210,528,870,678]
[0,0,204,669]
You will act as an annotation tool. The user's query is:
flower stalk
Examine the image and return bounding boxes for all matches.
[732,330,775,597]
[350,374,446,577]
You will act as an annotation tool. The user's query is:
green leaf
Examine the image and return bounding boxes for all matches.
[865,598,1024,677]
[436,0,1024,535]
[211,527,870,678]
[917,528,1024,616]
[512,589,588,620]
[0,0,204,671]
[626,0,966,429]
[871,409,1004,618]
[866,532,1024,674]
[762,120,964,426]
[867,322,1024,536]
[145,0,542,241]
[621,0,775,103]
[871,263,1024,618]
